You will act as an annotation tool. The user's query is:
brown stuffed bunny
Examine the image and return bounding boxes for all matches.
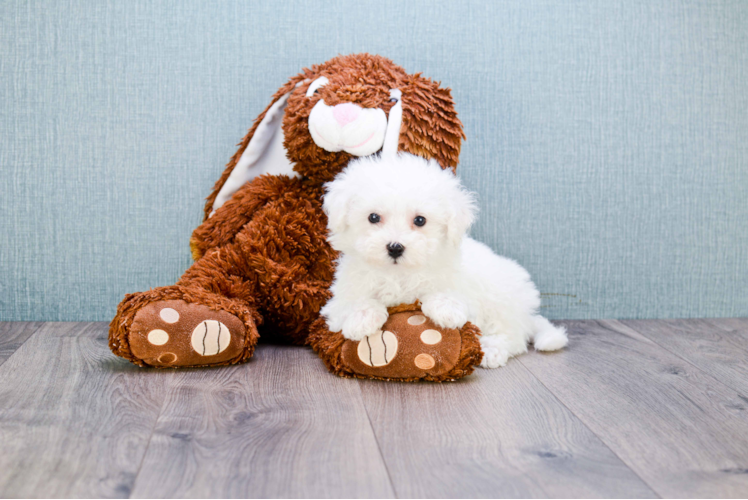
[109,53,469,370]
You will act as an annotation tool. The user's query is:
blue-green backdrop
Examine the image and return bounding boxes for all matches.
[2,0,747,321]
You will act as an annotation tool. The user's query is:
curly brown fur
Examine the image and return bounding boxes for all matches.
[180,175,336,344]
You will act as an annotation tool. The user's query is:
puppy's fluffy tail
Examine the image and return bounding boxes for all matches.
[531,316,569,351]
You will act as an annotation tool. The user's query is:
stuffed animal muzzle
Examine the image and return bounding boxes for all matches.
[308,78,403,157]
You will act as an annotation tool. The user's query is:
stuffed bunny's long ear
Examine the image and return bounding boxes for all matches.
[208,81,305,216]
[399,75,464,171]
[381,89,402,156]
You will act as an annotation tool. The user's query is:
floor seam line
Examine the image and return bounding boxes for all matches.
[127,370,175,499]
[0,322,45,369]
[517,353,663,499]
[357,381,399,499]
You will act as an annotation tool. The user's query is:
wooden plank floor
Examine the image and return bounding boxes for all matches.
[0,319,747,498]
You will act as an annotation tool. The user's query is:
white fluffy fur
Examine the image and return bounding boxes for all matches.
[321,153,568,368]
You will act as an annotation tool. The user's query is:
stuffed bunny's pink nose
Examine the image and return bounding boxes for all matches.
[332,103,360,127]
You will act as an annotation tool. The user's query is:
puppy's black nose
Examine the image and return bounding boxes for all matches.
[386,242,405,259]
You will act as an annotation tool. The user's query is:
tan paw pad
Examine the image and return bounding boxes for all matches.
[414,353,436,370]
[358,330,398,367]
[147,329,169,345]
[191,320,230,356]
[420,329,442,345]
[407,314,426,325]
[159,308,180,323]
[158,352,177,364]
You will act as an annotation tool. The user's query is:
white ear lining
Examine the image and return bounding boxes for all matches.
[381,89,402,156]
[211,88,302,215]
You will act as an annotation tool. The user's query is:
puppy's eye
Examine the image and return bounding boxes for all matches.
[368,213,381,224]
[414,216,426,227]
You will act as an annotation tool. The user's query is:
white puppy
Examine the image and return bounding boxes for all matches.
[320,153,568,368]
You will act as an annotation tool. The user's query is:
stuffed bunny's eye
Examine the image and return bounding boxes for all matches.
[306,77,329,98]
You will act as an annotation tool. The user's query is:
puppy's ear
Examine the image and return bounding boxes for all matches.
[445,180,477,246]
[322,174,353,237]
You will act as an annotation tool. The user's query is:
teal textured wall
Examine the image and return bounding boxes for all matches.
[1,0,747,321]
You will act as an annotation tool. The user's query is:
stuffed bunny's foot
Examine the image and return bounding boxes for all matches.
[110,291,258,368]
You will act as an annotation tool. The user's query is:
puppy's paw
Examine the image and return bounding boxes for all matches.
[480,335,510,368]
[342,306,389,341]
[421,294,468,329]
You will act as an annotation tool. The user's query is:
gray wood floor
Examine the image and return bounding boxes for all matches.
[0,319,747,498]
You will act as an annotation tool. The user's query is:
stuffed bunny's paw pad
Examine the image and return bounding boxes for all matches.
[128,300,247,367]
[334,308,481,381]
